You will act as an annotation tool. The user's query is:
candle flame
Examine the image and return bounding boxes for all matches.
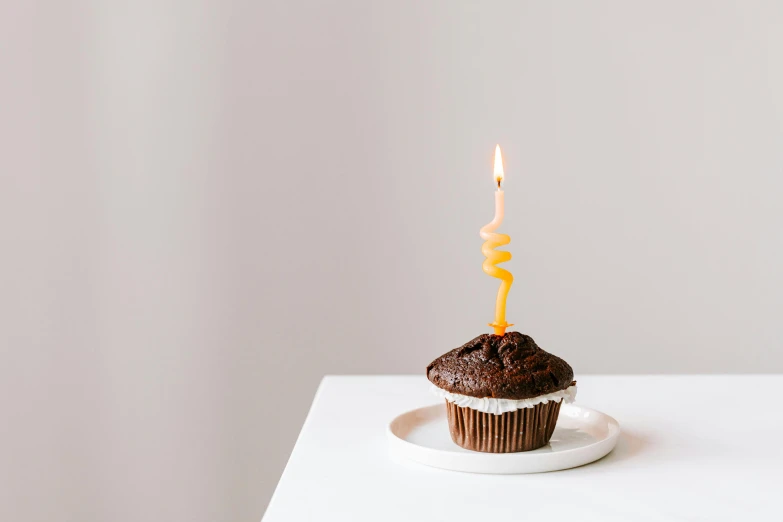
[494,144,504,186]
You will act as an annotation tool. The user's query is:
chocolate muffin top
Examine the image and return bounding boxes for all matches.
[426,332,573,400]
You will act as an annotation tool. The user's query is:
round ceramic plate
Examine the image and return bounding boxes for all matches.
[387,403,619,474]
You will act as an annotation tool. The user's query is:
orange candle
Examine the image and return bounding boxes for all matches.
[480,145,514,336]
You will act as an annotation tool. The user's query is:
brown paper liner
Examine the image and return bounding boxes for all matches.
[445,400,562,453]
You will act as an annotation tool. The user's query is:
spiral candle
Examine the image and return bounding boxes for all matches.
[480,145,513,336]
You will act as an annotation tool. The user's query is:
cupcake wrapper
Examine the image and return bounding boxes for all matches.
[445,399,562,453]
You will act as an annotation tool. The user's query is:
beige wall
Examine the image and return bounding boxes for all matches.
[2,1,783,521]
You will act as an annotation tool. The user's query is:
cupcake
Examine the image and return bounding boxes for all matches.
[427,332,576,453]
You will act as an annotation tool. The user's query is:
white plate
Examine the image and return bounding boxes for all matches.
[387,403,620,474]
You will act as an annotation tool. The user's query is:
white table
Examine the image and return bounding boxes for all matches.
[263,375,780,521]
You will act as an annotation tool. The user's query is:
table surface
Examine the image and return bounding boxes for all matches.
[262,375,780,521]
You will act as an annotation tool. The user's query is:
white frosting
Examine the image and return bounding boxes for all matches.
[431,384,577,415]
